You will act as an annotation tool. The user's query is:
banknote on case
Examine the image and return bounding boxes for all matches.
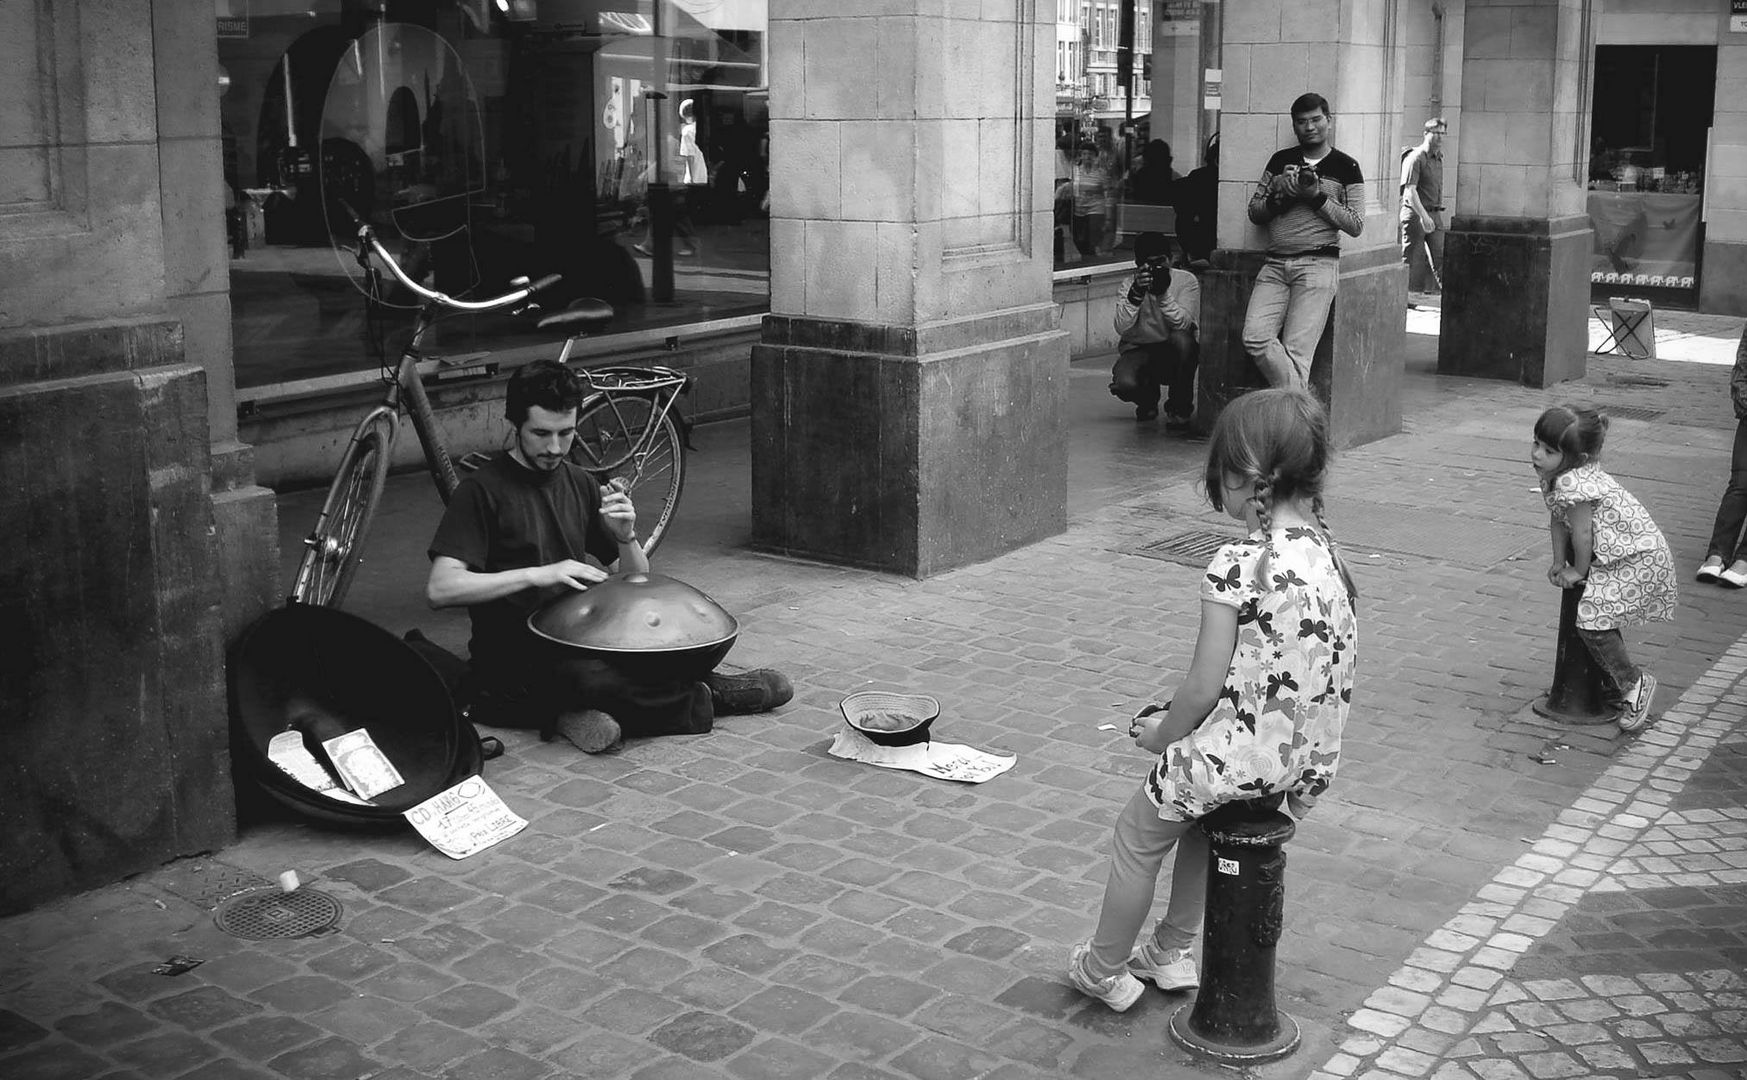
[321,728,406,800]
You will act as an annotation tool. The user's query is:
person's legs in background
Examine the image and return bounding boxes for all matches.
[1160,328,1200,431]
[1701,418,1747,585]
[1276,256,1339,390]
[1242,259,1298,390]
[1110,343,1165,421]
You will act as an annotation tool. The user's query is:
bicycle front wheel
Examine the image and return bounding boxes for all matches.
[569,394,686,556]
[292,415,393,607]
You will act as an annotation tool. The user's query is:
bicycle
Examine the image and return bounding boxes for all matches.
[291,212,690,608]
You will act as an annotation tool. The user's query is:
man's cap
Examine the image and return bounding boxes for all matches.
[1425,117,1448,132]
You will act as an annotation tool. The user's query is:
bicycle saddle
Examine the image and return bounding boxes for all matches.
[535,297,614,333]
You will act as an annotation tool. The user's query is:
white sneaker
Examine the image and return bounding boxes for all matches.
[1697,555,1725,583]
[1128,940,1199,991]
[1619,673,1657,733]
[1068,942,1145,1012]
[1722,561,1747,589]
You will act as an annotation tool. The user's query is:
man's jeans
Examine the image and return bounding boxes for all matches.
[1242,254,1339,392]
[1401,213,1444,292]
[1707,417,1747,563]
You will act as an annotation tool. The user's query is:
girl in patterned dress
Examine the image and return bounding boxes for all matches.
[1532,404,1677,733]
[1069,389,1359,1012]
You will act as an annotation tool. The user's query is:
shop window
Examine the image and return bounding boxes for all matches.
[1586,45,1715,295]
[220,0,771,390]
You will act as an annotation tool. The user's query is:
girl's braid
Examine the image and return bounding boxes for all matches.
[1312,495,1360,602]
[1254,477,1277,590]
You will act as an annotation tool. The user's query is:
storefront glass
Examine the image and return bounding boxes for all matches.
[1051,0,1216,272]
[1586,44,1715,296]
[219,0,770,389]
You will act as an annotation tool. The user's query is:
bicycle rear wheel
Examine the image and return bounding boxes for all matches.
[568,394,686,555]
[292,415,393,607]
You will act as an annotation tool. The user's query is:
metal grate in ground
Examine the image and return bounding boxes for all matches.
[213,886,343,940]
[1599,404,1666,422]
[1131,528,1243,567]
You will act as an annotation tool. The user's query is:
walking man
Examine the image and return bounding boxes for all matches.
[1242,93,1366,391]
[1401,117,1448,298]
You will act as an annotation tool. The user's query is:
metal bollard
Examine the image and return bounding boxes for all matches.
[1169,797,1300,1064]
[1531,580,1618,726]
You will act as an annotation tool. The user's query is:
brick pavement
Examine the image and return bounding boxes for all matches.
[3,315,1746,1080]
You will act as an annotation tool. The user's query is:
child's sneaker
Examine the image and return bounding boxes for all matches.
[1067,942,1145,1012]
[1619,673,1657,733]
[1128,940,1199,991]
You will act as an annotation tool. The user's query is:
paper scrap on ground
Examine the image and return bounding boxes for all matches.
[322,728,406,800]
[267,731,369,804]
[828,728,1016,784]
[404,776,528,859]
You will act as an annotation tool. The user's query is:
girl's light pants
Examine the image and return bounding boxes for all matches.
[1085,784,1209,979]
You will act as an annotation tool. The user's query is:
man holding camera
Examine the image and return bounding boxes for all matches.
[1242,92,1366,392]
[1111,232,1200,429]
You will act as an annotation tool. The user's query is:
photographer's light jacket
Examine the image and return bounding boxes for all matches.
[1246,146,1366,257]
[1114,267,1201,346]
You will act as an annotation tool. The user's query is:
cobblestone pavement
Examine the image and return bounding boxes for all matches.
[3,314,1746,1080]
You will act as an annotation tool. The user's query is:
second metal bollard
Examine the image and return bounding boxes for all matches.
[1531,579,1617,725]
[1168,797,1300,1064]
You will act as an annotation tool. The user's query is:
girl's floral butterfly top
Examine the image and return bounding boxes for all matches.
[1147,526,1359,821]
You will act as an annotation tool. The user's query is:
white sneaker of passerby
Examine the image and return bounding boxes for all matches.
[1068,942,1145,1012]
[1128,940,1199,991]
[1618,673,1657,733]
[1722,560,1747,588]
[1697,555,1725,583]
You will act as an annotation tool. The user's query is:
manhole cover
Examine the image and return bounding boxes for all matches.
[1133,528,1241,566]
[1602,404,1665,422]
[213,887,343,940]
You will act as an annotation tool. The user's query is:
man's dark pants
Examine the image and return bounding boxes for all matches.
[1110,329,1200,419]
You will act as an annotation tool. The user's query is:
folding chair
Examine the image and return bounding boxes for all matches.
[1592,296,1655,359]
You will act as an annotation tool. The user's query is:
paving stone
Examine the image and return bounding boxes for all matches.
[0,1009,49,1053]
[447,1046,553,1080]
[0,1042,113,1080]
[370,1021,489,1073]
[109,1030,218,1075]
[209,1014,325,1059]
[597,945,694,990]
[321,858,414,893]
[943,925,1031,961]
[648,1010,756,1062]
[174,1060,279,1080]
[490,1005,587,1056]
[723,1036,837,1080]
[417,982,519,1028]
[386,922,491,964]
[306,995,421,1044]
[546,1030,652,1078]
[51,1002,154,1046]
[838,974,938,1018]
[583,988,687,1035]
[267,1036,384,1080]
[701,934,794,975]
[304,942,398,981]
[516,964,617,1014]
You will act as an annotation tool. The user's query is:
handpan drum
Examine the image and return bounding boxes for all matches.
[527,571,739,682]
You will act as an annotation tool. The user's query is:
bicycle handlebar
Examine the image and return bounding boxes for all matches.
[337,199,563,313]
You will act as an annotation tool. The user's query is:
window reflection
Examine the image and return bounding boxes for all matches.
[221,1,770,390]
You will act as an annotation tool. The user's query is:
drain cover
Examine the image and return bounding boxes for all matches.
[1601,404,1665,422]
[213,887,343,940]
[1133,529,1241,566]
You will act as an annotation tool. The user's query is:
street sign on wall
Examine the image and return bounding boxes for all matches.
[1734,0,1747,33]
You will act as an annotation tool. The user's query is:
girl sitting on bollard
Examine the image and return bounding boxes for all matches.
[1531,404,1677,733]
[1069,389,1360,1012]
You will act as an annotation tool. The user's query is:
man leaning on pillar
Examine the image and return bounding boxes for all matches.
[1241,92,1366,392]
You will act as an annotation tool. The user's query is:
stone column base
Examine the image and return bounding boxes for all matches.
[1438,215,1592,386]
[1700,238,1747,316]
[1196,248,1405,450]
[751,306,1068,577]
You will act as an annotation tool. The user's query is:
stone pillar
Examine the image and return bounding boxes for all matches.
[1194,1,1407,450]
[0,0,277,914]
[1701,25,1747,315]
[751,1,1069,577]
[1438,0,1592,385]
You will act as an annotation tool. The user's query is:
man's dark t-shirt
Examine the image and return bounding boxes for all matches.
[427,452,619,689]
